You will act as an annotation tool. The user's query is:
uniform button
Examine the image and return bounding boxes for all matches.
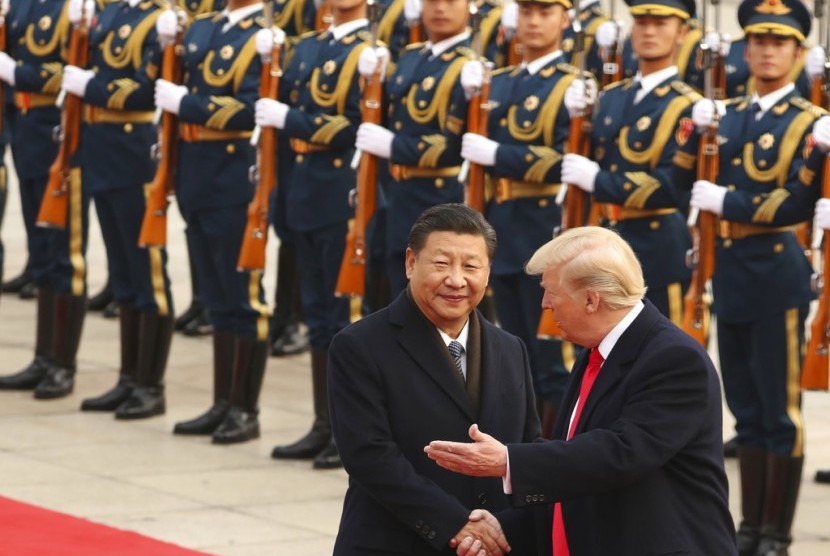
[296,155,304,163]
[539,199,548,208]
[333,158,342,168]
[650,220,660,230]
[610,164,618,172]
[732,158,741,166]
[394,121,402,130]
[226,144,235,154]
[417,142,425,150]
[759,160,767,168]
[435,178,444,188]
[727,185,736,191]
[723,239,733,248]
[525,154,534,162]
[123,123,133,133]
[623,182,632,191]
[773,243,784,253]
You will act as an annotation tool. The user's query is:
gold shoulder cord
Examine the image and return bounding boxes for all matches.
[743,111,816,187]
[310,42,369,114]
[203,32,259,92]
[24,5,70,57]
[618,95,692,169]
[508,73,576,145]
[405,57,467,130]
[101,10,161,69]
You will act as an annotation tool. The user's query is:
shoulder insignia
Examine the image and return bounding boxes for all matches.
[454,46,475,59]
[405,41,426,51]
[194,12,217,21]
[790,96,827,118]
[299,30,318,40]
[724,97,744,107]
[654,84,671,97]
[357,30,372,42]
[540,65,555,79]
[239,17,254,30]
[601,77,629,93]
[255,16,268,28]
[671,80,702,102]
[342,34,357,45]
[492,66,515,77]
[556,62,579,75]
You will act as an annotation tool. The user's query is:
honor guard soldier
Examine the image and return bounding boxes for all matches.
[0,0,92,399]
[257,0,371,470]
[674,1,822,553]
[355,0,472,294]
[155,0,270,443]
[561,0,608,80]
[560,0,699,323]
[57,0,175,418]
[457,0,593,435]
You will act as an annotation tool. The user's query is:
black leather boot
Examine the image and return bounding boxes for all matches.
[87,280,114,312]
[35,293,86,399]
[116,311,173,419]
[81,304,139,411]
[736,446,766,556]
[755,454,803,556]
[213,337,268,444]
[182,308,213,336]
[816,469,830,484]
[19,280,38,300]
[173,330,234,434]
[0,289,54,390]
[2,268,33,294]
[272,348,332,459]
[270,242,309,357]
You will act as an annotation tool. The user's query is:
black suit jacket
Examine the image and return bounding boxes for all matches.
[507,300,737,556]
[330,292,541,555]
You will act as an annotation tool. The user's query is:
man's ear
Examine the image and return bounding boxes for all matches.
[405,247,416,279]
[585,290,601,314]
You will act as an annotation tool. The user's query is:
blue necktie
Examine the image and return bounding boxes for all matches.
[448,341,465,382]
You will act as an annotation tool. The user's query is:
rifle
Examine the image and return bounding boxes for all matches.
[237,0,282,272]
[539,1,592,340]
[406,3,422,44]
[0,0,8,136]
[36,1,91,229]
[681,0,721,347]
[335,0,383,298]
[138,2,184,248]
[802,2,830,391]
[315,0,332,31]
[600,0,622,89]
[459,3,490,212]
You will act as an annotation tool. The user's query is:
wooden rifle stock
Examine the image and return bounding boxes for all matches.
[37,19,89,229]
[464,77,490,212]
[802,155,830,391]
[408,21,422,44]
[138,33,183,248]
[315,0,332,31]
[681,125,718,346]
[335,53,382,297]
[237,40,282,272]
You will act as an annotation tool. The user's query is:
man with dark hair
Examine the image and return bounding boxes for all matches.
[329,203,539,555]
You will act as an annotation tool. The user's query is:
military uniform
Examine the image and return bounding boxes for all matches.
[672,2,819,553]
[561,0,608,81]
[182,0,226,20]
[590,71,698,321]
[170,5,270,444]
[483,51,579,423]
[0,0,91,400]
[269,17,369,469]
[383,33,472,293]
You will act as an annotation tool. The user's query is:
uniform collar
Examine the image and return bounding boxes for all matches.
[632,66,678,98]
[220,3,262,29]
[426,31,471,58]
[328,18,368,41]
[750,83,795,117]
[522,50,563,76]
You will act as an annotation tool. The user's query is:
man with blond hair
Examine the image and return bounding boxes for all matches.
[426,226,736,555]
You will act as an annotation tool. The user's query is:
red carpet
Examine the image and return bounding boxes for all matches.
[0,496,213,555]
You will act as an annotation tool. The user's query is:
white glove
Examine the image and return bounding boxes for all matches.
[155,79,187,115]
[255,98,289,129]
[718,32,732,57]
[61,65,94,97]
[255,27,286,57]
[815,198,830,230]
[356,122,394,159]
[461,133,498,166]
[0,52,16,86]
[0,0,9,17]
[807,45,826,79]
[500,2,518,38]
[357,46,390,80]
[404,0,422,23]
[596,21,618,49]
[561,153,599,193]
[564,78,597,118]
[156,10,180,43]
[690,180,726,215]
[68,0,84,25]
[812,116,830,152]
[691,98,726,131]
[460,61,484,100]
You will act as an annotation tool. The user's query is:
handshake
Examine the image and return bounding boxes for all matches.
[451,509,511,556]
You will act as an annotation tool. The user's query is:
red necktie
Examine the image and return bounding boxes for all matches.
[552,348,604,556]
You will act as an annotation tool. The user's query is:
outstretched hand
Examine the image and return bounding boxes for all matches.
[425,424,508,477]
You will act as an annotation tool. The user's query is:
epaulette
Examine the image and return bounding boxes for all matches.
[724,97,743,106]
[492,66,515,77]
[671,80,702,102]
[357,29,372,42]
[254,16,268,28]
[790,96,827,118]
[601,77,630,93]
[556,62,580,75]
[404,41,426,52]
[299,30,318,40]
[194,11,217,21]
[455,46,475,59]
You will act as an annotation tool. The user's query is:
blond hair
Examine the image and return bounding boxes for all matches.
[525,227,646,310]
